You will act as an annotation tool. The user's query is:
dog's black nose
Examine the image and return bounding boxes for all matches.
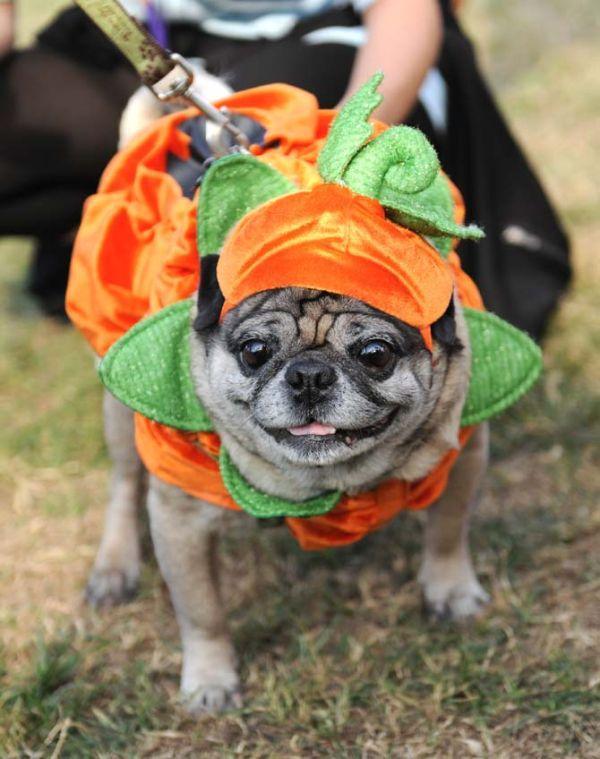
[285,359,336,395]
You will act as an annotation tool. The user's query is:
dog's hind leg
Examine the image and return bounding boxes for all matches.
[418,423,490,622]
[147,476,240,715]
[86,391,144,607]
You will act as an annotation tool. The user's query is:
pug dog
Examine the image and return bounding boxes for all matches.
[81,70,491,714]
[88,278,489,714]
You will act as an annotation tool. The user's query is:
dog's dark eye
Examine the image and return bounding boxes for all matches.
[241,339,271,369]
[358,340,394,369]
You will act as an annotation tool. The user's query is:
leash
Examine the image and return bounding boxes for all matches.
[73,0,250,151]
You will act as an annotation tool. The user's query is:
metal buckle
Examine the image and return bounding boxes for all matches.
[151,53,250,153]
[151,53,195,102]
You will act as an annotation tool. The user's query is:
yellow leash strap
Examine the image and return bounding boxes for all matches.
[73,0,250,149]
[74,0,172,85]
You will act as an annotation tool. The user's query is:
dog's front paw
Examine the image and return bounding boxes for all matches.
[180,637,241,715]
[181,682,242,715]
[418,557,489,623]
[181,666,241,715]
[85,566,139,608]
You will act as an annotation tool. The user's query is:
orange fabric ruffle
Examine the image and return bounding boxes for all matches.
[66,84,337,356]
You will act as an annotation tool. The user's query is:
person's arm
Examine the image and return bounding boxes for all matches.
[339,0,443,124]
[0,0,15,59]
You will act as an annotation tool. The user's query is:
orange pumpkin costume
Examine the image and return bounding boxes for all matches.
[67,82,488,550]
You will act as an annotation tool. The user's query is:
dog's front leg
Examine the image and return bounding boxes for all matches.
[418,423,490,622]
[147,476,240,714]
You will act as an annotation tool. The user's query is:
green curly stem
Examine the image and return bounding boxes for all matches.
[317,72,383,183]
[317,72,485,253]
[342,126,439,198]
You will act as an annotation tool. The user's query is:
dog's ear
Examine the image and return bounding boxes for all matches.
[431,296,461,352]
[193,255,224,332]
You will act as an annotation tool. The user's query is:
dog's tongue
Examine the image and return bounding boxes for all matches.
[288,422,337,436]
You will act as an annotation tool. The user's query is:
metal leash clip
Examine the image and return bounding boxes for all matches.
[151,53,251,153]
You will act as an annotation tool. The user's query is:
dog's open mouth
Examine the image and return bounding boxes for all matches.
[263,408,399,447]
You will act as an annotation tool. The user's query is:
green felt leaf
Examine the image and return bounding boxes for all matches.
[99,300,213,431]
[197,153,295,256]
[220,448,342,518]
[462,308,542,425]
[317,72,383,183]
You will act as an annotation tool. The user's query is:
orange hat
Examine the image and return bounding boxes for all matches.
[218,184,453,330]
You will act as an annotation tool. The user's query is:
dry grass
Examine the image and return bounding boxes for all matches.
[1,1,599,756]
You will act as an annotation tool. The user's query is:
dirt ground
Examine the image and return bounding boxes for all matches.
[1,0,599,756]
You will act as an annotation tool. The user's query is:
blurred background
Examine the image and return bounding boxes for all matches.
[0,0,598,755]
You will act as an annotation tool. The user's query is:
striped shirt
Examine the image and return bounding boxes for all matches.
[122,0,374,40]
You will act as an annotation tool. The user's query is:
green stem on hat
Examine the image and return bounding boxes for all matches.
[316,73,485,253]
[317,71,384,183]
[342,125,439,198]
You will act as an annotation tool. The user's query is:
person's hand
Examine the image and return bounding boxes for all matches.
[0,1,15,60]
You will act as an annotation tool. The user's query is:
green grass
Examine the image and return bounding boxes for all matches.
[1,1,599,756]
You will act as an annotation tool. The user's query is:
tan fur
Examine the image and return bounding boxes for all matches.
[85,393,144,606]
[397,292,468,482]
[140,423,489,711]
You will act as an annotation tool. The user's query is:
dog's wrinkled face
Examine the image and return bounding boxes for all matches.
[191,287,462,470]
